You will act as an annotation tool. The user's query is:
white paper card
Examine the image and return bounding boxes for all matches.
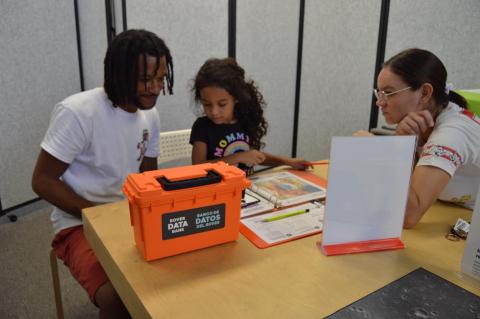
[461,185,480,280]
[322,136,416,245]
[241,202,324,245]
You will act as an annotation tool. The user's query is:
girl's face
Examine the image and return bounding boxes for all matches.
[376,67,423,124]
[200,86,236,124]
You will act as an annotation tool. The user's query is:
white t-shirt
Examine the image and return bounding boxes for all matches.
[41,87,161,233]
[417,102,480,209]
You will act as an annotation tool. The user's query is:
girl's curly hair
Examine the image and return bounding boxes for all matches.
[193,58,268,150]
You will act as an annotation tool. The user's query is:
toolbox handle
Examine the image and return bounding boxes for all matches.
[157,169,222,191]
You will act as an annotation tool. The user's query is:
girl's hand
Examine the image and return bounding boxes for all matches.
[286,158,310,170]
[396,110,434,136]
[236,150,266,166]
[353,130,374,137]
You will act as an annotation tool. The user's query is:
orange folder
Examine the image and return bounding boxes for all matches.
[240,169,327,248]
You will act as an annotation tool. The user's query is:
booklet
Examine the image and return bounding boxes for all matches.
[240,169,327,248]
[241,189,275,218]
[247,170,326,208]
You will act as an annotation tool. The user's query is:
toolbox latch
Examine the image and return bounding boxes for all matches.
[157,169,222,191]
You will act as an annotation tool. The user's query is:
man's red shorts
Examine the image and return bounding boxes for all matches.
[52,225,109,304]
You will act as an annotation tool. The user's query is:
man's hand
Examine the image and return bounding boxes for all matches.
[32,150,93,218]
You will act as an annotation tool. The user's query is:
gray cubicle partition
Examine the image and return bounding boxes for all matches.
[113,0,126,34]
[126,0,229,132]
[296,1,381,161]
[0,1,81,210]
[376,0,480,130]
[237,0,300,157]
[76,0,109,90]
[2,0,479,212]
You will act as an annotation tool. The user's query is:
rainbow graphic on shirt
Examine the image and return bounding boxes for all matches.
[214,132,250,157]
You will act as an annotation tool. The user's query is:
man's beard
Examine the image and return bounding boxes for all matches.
[134,95,150,110]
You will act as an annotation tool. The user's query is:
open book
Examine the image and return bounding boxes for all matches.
[241,189,275,218]
[241,170,326,218]
[240,169,327,248]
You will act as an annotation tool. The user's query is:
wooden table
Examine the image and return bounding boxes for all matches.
[83,165,480,318]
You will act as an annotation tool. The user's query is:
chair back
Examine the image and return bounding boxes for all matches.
[158,129,192,165]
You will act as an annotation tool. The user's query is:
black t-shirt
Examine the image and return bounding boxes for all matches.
[190,116,252,165]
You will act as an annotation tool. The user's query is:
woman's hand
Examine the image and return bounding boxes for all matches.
[396,110,434,136]
[353,130,374,137]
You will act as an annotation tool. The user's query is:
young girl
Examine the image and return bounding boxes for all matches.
[361,48,480,228]
[189,58,308,174]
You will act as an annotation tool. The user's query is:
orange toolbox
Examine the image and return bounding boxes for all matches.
[122,162,250,261]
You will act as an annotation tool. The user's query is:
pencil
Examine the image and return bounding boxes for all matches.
[262,209,310,222]
[304,160,329,166]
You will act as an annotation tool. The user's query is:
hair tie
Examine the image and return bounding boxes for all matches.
[445,83,454,95]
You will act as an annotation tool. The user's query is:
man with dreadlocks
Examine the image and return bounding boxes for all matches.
[32,29,174,318]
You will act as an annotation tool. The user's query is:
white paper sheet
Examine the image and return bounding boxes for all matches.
[241,202,324,245]
[322,136,416,246]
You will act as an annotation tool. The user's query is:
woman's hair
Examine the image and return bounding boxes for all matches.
[104,29,174,107]
[193,58,268,150]
[383,48,466,109]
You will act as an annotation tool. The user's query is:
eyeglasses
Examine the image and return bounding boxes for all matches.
[373,86,411,101]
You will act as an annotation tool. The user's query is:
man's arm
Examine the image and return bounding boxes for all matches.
[140,156,158,172]
[31,149,94,218]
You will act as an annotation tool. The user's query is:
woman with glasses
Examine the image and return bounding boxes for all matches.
[359,48,480,228]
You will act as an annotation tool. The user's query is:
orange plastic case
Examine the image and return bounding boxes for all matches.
[122,162,250,261]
